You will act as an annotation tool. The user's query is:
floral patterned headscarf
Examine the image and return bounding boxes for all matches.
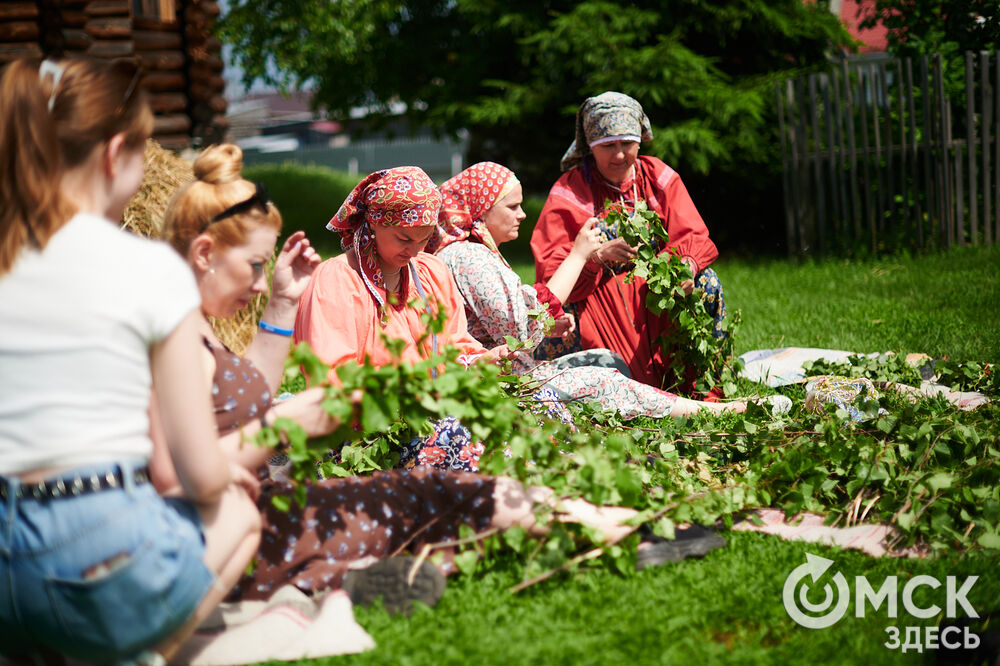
[559,91,654,172]
[327,166,442,310]
[435,162,519,259]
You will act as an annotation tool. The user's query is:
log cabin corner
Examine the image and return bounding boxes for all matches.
[0,0,227,150]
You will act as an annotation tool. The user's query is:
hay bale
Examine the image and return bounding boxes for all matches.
[122,139,267,355]
[122,138,193,238]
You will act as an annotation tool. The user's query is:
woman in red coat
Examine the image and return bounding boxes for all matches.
[531,91,726,390]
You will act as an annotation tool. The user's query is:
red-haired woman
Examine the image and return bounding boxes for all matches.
[0,58,260,664]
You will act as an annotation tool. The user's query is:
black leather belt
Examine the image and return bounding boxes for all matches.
[0,465,150,501]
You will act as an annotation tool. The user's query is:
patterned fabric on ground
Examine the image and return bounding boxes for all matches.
[804,375,886,422]
[881,380,990,411]
[733,508,926,558]
[176,588,375,664]
[740,348,990,411]
[738,348,871,387]
[438,240,681,419]
[398,417,484,472]
[234,468,496,600]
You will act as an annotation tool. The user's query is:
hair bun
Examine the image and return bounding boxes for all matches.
[193,143,243,185]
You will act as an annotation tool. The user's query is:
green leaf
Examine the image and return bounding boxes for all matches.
[925,472,954,491]
[453,550,480,576]
[977,532,1000,549]
[270,494,291,513]
[502,526,529,554]
[360,391,391,432]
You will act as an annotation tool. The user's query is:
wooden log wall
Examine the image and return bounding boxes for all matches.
[133,3,189,150]
[0,0,227,150]
[0,2,42,64]
[182,0,226,146]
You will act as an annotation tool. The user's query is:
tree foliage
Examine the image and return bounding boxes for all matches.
[858,0,1000,118]
[859,0,999,60]
[219,0,851,200]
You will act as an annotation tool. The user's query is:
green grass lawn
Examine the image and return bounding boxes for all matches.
[342,534,999,666]
[288,246,998,666]
[247,163,999,665]
[514,244,1000,363]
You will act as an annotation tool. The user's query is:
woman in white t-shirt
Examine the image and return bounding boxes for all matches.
[0,57,261,664]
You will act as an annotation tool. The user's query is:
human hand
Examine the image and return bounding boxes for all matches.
[571,218,604,260]
[482,344,511,363]
[228,461,260,502]
[277,386,347,438]
[550,312,576,339]
[680,279,695,295]
[270,231,321,305]
[594,237,637,265]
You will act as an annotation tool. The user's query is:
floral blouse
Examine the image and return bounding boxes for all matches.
[437,241,680,420]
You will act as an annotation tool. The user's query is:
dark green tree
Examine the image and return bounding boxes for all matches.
[220,0,851,250]
[859,0,999,111]
[859,0,999,59]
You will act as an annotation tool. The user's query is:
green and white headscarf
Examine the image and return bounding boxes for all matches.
[559,91,654,172]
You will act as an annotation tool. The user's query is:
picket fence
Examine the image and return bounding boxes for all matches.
[777,52,1000,255]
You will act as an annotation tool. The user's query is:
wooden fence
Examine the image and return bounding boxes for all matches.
[777,52,1000,256]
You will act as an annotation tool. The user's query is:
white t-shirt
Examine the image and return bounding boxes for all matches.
[0,213,200,475]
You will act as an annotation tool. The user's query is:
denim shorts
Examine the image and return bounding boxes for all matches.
[0,460,215,662]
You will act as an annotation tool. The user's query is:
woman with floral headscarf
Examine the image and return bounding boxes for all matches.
[296,167,502,371]
[437,162,759,420]
[295,167,518,471]
[531,92,726,391]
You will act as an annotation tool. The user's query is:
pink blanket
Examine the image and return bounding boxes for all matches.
[733,508,926,558]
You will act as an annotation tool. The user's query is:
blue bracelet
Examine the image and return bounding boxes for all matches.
[259,321,294,337]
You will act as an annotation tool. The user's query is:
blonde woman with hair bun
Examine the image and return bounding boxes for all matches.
[156,143,331,474]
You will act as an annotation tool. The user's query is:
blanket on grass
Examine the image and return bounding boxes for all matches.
[739,347,988,411]
[733,509,926,559]
[170,586,374,666]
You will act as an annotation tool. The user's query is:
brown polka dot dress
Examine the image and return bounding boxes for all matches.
[205,337,498,601]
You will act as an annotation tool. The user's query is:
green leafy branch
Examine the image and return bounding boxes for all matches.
[609,200,743,395]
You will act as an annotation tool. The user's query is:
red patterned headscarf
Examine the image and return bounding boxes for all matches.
[435,162,519,259]
[327,166,442,310]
